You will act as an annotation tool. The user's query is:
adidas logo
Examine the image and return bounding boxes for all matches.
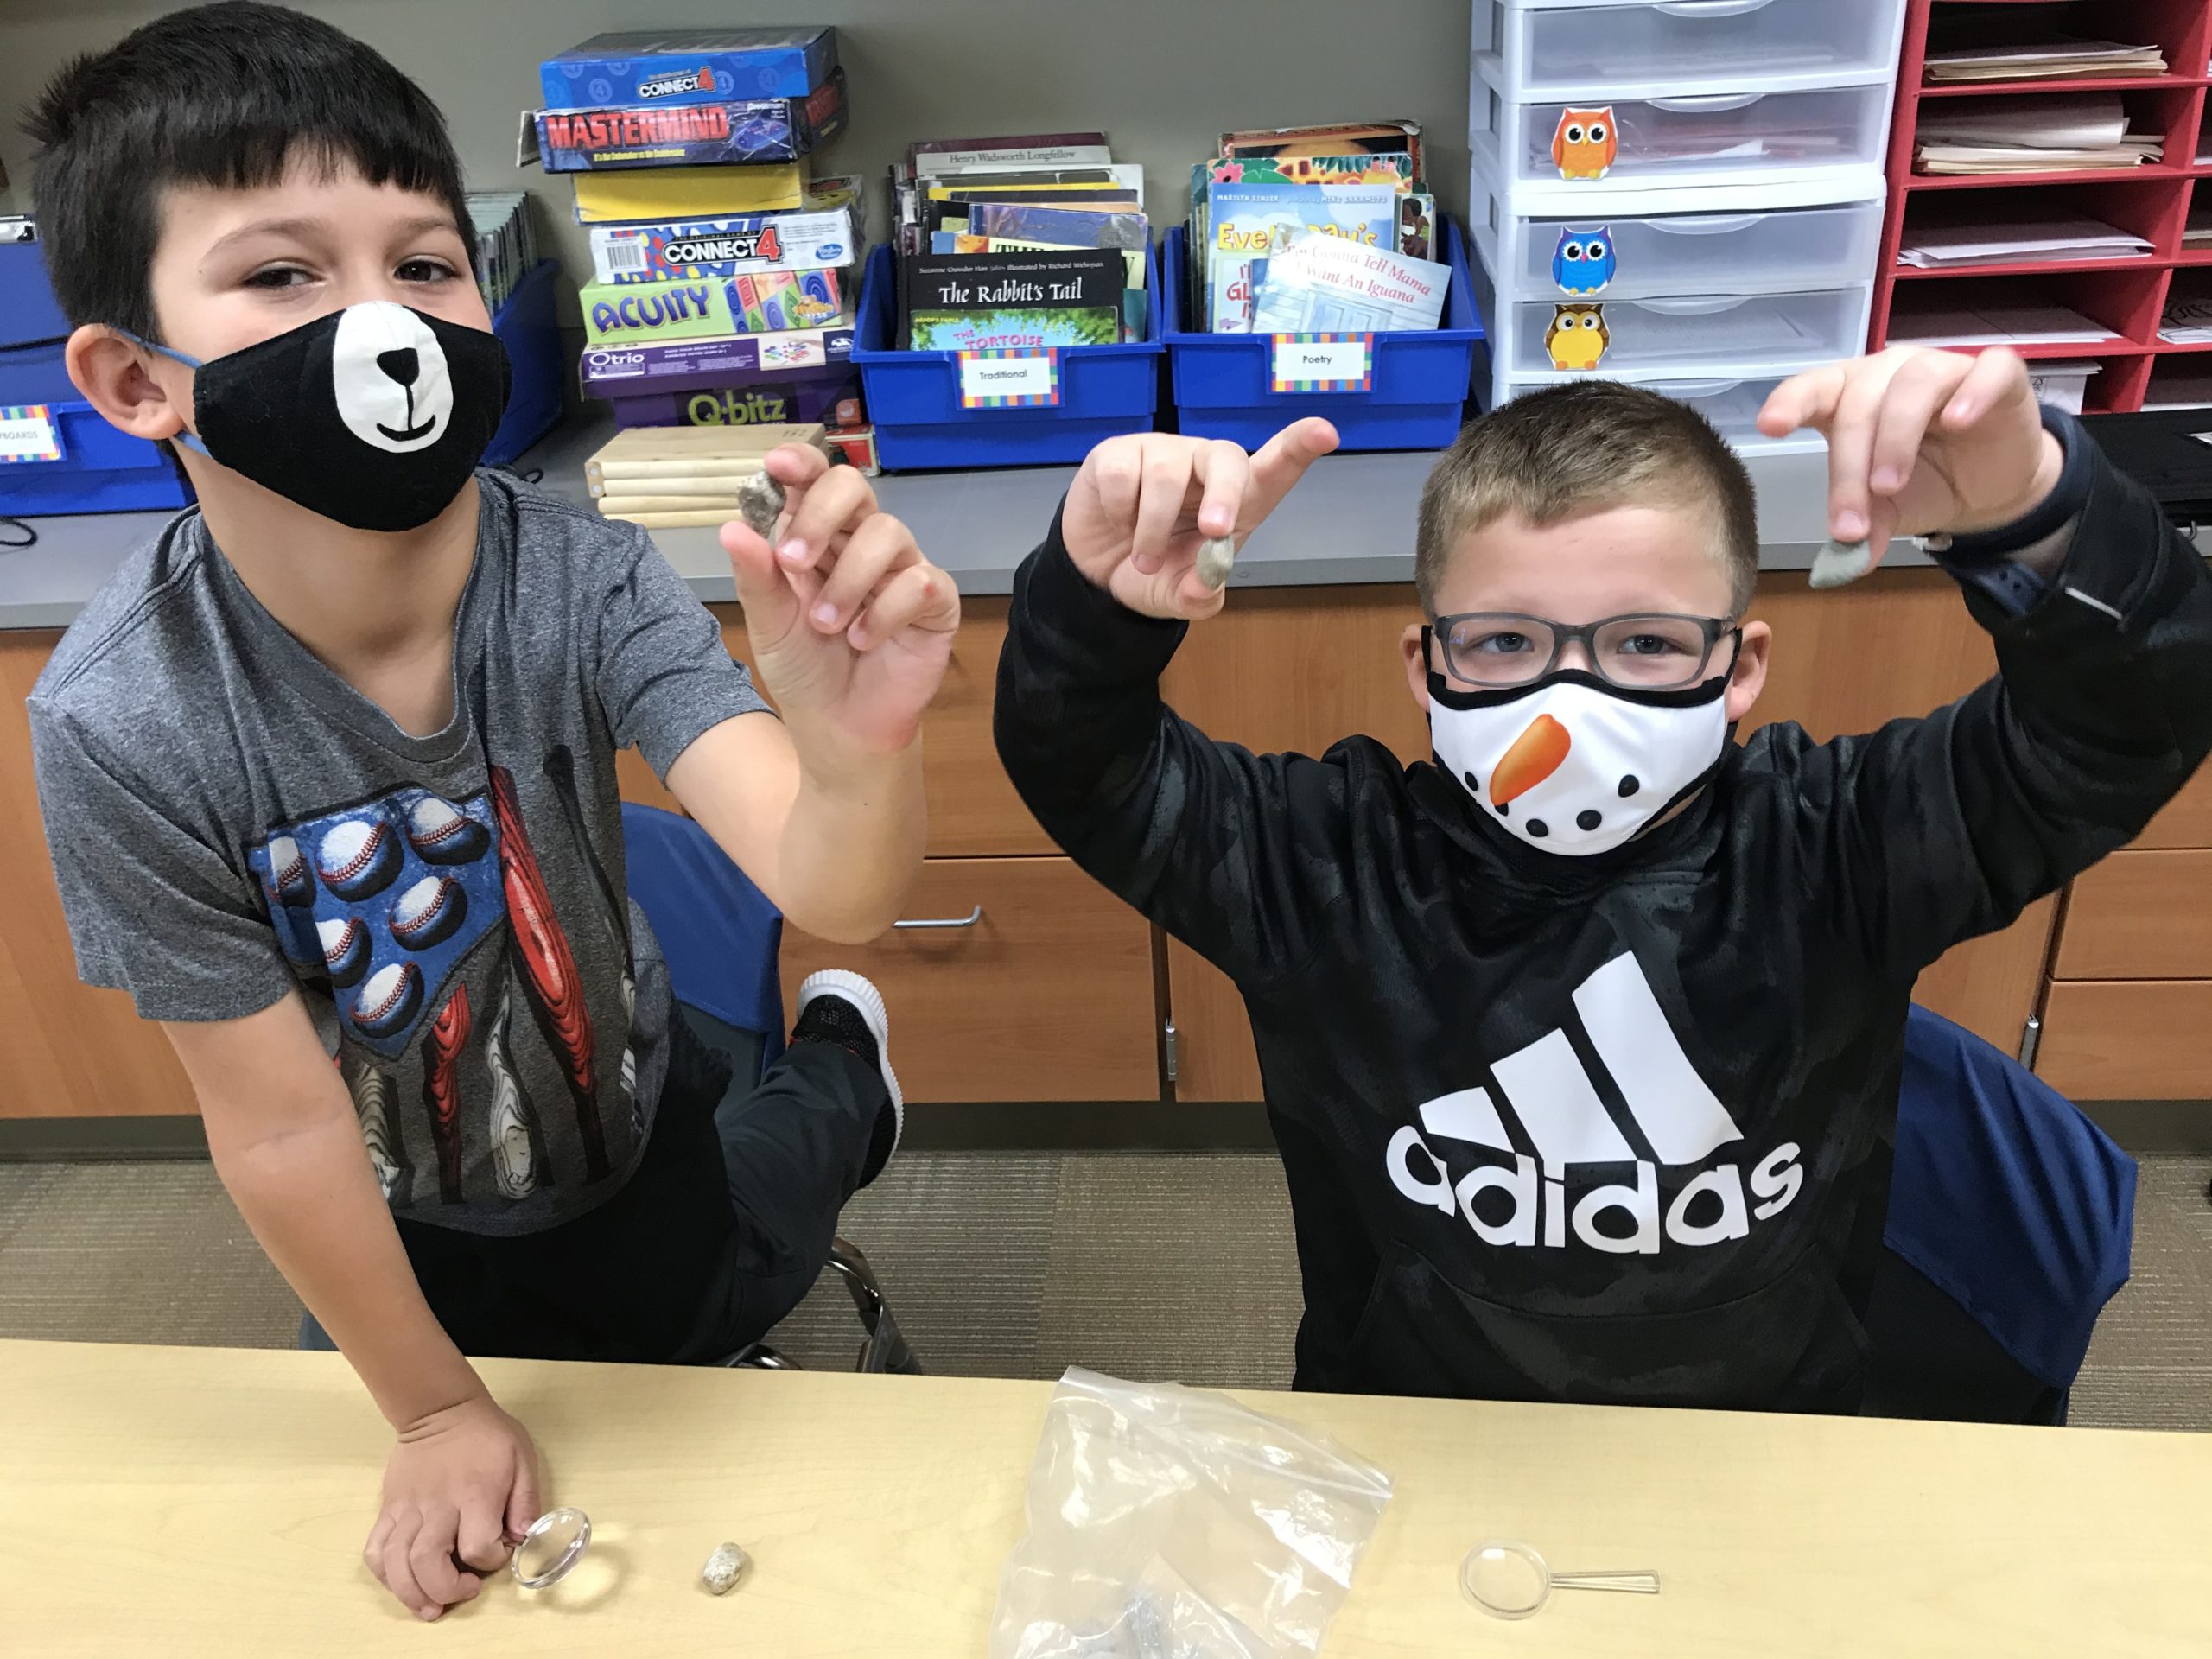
[1387,954,1803,1253]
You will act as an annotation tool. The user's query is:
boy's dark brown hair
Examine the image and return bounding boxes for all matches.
[22,1,471,342]
[1416,380,1760,616]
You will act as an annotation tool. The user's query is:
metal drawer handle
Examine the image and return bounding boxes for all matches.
[893,906,983,930]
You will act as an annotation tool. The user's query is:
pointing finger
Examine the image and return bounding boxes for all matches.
[1245,418,1338,521]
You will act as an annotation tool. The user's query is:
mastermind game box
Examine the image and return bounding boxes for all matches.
[524,69,848,172]
[541,28,838,108]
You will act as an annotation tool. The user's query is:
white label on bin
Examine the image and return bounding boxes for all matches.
[1270,334,1372,392]
[957,349,1062,408]
[0,404,62,464]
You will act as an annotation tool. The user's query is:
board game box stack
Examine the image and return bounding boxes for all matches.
[886,131,1152,348]
[525,27,876,472]
[1190,121,1448,336]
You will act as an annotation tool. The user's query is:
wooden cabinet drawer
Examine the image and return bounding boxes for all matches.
[2037,980,2212,1100]
[709,598,1052,857]
[1,633,199,1119]
[779,856,1160,1103]
[2138,763,2212,850]
[2054,851,2212,980]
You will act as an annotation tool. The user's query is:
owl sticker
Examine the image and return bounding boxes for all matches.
[1545,304,1609,371]
[1552,227,1617,296]
[1551,106,1618,181]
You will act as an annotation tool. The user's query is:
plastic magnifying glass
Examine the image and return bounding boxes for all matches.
[1461,1540,1660,1619]
[510,1507,592,1590]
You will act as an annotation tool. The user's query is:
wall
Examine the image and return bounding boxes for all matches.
[0,0,1474,316]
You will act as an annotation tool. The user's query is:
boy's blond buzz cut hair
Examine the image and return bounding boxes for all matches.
[1415,380,1760,618]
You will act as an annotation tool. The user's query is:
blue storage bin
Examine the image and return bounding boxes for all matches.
[851,241,1163,471]
[1162,219,1483,452]
[486,258,566,467]
[1,238,190,517]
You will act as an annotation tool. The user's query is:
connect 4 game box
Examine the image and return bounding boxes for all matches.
[588,208,855,286]
[540,28,837,107]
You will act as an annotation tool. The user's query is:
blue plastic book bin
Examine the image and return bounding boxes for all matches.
[1162,219,1484,453]
[852,240,1164,471]
[486,258,566,467]
[0,238,192,517]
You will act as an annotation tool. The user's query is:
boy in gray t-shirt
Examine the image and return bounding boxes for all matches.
[23,5,956,1622]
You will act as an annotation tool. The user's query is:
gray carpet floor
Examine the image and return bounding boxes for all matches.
[1,1151,2206,1427]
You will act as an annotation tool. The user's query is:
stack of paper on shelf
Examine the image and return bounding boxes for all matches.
[1915,94,2163,173]
[1923,39,2166,83]
[1888,296,2120,349]
[2159,287,2212,345]
[1897,214,2152,268]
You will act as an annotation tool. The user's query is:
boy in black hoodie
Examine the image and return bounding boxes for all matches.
[995,346,2212,1410]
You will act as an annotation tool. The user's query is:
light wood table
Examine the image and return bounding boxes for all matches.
[4,1338,2208,1656]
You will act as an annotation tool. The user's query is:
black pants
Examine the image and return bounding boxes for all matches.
[306,1010,885,1365]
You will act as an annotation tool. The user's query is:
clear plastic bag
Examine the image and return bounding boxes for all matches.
[988,1368,1394,1659]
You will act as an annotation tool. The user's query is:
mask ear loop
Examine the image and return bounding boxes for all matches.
[0,518,35,550]
[113,328,213,458]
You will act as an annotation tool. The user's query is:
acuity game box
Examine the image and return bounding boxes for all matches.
[540,28,838,107]
[523,69,847,172]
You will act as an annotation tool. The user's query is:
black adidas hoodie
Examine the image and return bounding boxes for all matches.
[994,429,2212,1412]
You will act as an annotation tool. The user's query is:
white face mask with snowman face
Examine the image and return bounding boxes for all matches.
[1426,646,1735,856]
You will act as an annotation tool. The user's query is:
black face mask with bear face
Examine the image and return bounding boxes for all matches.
[134,301,510,532]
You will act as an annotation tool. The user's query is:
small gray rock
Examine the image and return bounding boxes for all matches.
[702,1540,749,1595]
[735,471,786,541]
[1196,535,1238,591]
[1808,537,1874,589]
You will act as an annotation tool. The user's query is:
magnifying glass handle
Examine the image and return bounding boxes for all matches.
[1551,1570,1662,1594]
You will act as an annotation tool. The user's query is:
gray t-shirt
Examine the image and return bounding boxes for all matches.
[28,471,770,1236]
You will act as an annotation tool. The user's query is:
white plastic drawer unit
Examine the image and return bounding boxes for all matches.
[1472,81,1893,195]
[1472,0,1909,101]
[1494,372,1822,453]
[1507,288,1872,378]
[1478,192,1886,301]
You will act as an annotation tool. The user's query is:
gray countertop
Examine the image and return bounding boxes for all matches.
[0,410,1914,631]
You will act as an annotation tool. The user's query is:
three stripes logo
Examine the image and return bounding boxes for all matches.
[1388,954,1804,1253]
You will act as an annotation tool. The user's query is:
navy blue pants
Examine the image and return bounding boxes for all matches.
[301,1006,882,1364]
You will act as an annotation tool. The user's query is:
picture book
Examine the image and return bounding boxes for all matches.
[524,71,846,172]
[912,133,1112,171]
[926,164,1143,200]
[1398,191,1436,261]
[1211,152,1414,190]
[588,207,855,285]
[925,188,1140,238]
[1219,120,1425,185]
[581,269,842,346]
[541,27,837,107]
[906,309,1121,350]
[969,202,1147,253]
[571,162,806,224]
[1204,181,1397,334]
[899,248,1124,350]
[1249,238,1448,334]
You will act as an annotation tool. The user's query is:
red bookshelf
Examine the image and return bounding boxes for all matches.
[1871,0,2212,413]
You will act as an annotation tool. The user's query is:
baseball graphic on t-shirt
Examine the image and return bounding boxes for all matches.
[331,302,453,454]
